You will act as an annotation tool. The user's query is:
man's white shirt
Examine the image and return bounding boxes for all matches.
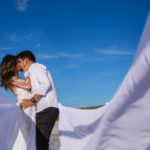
[26,63,58,113]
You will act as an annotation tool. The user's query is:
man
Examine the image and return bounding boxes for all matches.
[17,50,59,150]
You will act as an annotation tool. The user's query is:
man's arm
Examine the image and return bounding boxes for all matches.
[31,65,51,96]
[20,65,51,109]
[20,94,42,109]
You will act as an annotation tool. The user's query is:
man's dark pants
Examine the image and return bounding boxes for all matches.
[36,107,59,150]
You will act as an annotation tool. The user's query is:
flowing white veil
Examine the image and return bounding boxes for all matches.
[0,90,36,150]
[58,12,150,150]
[0,90,21,149]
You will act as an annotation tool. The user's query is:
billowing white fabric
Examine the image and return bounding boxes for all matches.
[0,85,36,150]
[0,90,20,150]
[58,103,109,150]
[12,85,36,150]
[58,12,150,150]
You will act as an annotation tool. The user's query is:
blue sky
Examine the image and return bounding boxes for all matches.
[0,0,150,107]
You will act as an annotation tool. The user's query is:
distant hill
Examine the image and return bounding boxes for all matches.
[80,105,104,110]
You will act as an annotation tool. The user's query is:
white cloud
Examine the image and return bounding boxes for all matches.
[36,54,59,59]
[0,47,15,51]
[15,0,29,12]
[8,34,19,41]
[96,48,134,56]
[67,64,79,69]
[8,33,33,42]
[33,43,41,49]
[36,52,84,60]
[81,57,104,63]
[58,52,84,58]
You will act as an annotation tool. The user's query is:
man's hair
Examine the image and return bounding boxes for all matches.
[17,50,36,62]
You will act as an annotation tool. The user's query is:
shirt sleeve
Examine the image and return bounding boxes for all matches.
[29,65,51,96]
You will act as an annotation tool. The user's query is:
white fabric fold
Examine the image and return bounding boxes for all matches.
[0,90,36,150]
[0,90,20,149]
[58,12,150,150]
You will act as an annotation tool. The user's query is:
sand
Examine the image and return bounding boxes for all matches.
[50,122,59,150]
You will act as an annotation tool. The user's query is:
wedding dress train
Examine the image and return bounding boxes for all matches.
[58,12,150,150]
[0,81,36,150]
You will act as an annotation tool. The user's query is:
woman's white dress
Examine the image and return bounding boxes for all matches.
[0,78,36,150]
[12,80,36,150]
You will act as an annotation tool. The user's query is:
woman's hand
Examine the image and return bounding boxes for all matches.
[11,78,20,86]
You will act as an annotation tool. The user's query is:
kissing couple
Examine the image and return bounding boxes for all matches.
[0,50,59,150]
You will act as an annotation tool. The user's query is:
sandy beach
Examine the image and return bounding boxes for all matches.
[50,122,59,150]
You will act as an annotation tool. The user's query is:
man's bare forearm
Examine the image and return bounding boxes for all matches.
[20,94,43,109]
[33,94,43,101]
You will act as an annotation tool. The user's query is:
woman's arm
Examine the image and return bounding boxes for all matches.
[11,76,31,90]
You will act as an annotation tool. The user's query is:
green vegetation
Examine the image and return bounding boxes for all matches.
[80,105,104,110]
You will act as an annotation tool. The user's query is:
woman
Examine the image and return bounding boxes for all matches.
[0,54,36,150]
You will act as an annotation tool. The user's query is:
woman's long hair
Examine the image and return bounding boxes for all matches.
[0,54,17,90]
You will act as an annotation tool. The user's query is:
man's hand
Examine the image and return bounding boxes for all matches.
[20,99,34,110]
